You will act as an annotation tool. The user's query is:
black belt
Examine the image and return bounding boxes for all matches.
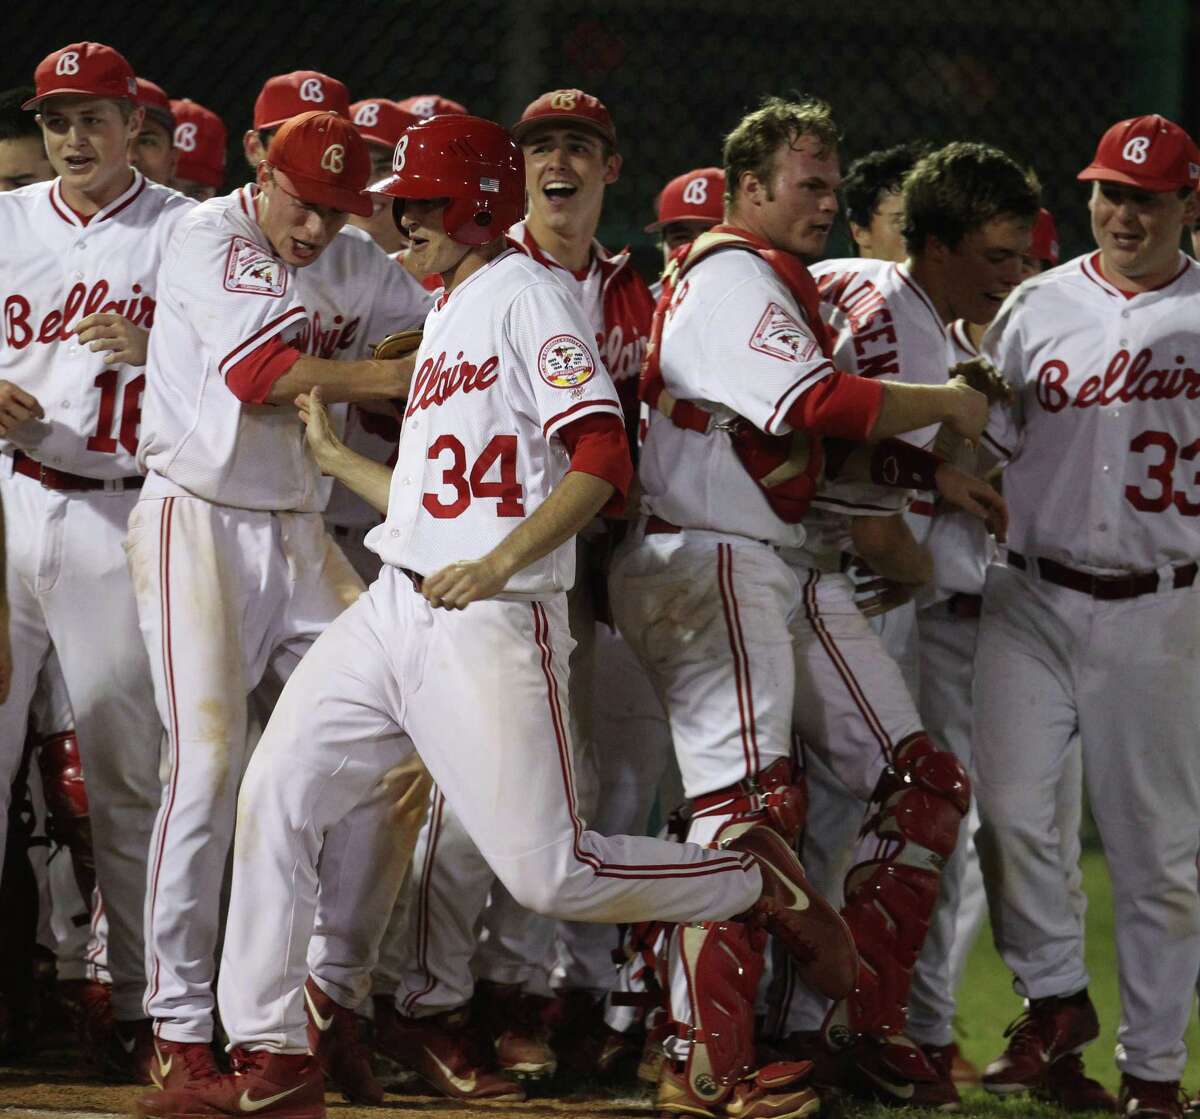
[946,592,983,618]
[1008,550,1197,601]
[13,451,143,492]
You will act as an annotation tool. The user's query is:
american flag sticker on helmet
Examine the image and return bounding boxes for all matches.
[480,177,500,192]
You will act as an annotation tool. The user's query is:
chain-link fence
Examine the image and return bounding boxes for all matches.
[6,0,1194,276]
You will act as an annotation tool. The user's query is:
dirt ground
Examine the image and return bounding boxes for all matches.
[0,1051,655,1119]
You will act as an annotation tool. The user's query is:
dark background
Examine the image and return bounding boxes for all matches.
[6,0,1195,274]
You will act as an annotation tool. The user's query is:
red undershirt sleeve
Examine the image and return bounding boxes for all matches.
[224,335,302,404]
[784,369,884,441]
[557,413,634,515]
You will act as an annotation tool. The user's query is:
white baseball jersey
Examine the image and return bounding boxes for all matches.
[139,185,430,512]
[809,257,953,520]
[0,173,193,479]
[508,220,604,341]
[367,248,622,595]
[638,248,836,546]
[985,251,1200,572]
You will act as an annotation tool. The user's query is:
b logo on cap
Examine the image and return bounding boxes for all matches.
[409,97,435,119]
[300,78,325,104]
[550,91,578,110]
[321,144,345,174]
[354,103,380,127]
[174,122,198,152]
[392,134,409,173]
[1122,136,1150,165]
[682,177,709,206]
[55,51,81,76]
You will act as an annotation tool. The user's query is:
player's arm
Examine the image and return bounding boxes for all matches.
[422,471,615,611]
[846,514,931,618]
[75,314,150,366]
[295,388,391,513]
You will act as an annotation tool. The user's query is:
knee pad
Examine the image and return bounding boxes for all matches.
[828,734,969,1043]
[35,732,95,902]
[691,757,808,845]
[676,919,766,1108]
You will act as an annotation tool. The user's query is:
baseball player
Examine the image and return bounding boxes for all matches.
[127,110,429,1101]
[842,142,931,262]
[131,79,176,186]
[610,96,1006,1117]
[646,166,726,272]
[241,71,350,172]
[380,89,662,1091]
[0,40,194,1080]
[973,114,1200,1119]
[169,98,226,202]
[133,112,854,1119]
[0,86,52,190]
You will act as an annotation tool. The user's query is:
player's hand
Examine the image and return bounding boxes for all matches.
[934,462,1008,542]
[75,313,150,366]
[942,376,989,444]
[847,560,914,618]
[421,555,511,610]
[0,380,44,436]
[296,386,345,472]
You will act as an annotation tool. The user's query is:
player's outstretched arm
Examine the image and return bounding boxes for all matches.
[295,387,392,514]
[422,472,614,611]
[264,352,418,407]
[870,376,988,443]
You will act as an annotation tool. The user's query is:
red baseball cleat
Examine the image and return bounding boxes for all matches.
[1121,1073,1186,1119]
[983,993,1100,1095]
[725,824,858,999]
[147,1037,223,1091]
[302,976,383,1104]
[134,1048,324,1118]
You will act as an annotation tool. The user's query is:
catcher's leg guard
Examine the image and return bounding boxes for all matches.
[823,734,970,1053]
[35,733,95,905]
[674,919,766,1109]
[690,757,808,846]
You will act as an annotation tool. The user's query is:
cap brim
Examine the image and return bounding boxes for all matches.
[23,86,129,110]
[1077,165,1187,192]
[276,166,373,217]
[512,113,615,146]
[643,215,719,234]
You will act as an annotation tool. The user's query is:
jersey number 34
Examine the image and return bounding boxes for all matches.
[423,434,525,518]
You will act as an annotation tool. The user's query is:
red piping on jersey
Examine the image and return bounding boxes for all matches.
[542,396,621,438]
[766,362,837,432]
[558,412,633,513]
[801,569,895,765]
[893,262,947,333]
[785,370,884,441]
[950,319,978,357]
[219,307,307,377]
[1083,250,1192,300]
[224,334,302,404]
[48,173,146,228]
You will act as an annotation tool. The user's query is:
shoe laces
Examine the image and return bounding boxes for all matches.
[1001,1009,1043,1056]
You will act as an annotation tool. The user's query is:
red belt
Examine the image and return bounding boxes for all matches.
[644,515,681,536]
[1008,550,1197,601]
[13,451,143,493]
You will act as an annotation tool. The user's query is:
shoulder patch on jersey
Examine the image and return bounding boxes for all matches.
[538,334,596,389]
[223,237,287,298]
[749,302,817,363]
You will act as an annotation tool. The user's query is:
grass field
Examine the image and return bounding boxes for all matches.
[0,847,1196,1117]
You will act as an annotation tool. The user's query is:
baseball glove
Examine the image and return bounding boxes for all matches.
[372,329,423,361]
[950,356,1013,405]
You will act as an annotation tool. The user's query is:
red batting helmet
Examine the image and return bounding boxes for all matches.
[370,115,525,246]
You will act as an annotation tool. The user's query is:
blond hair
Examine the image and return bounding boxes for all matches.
[723,95,841,205]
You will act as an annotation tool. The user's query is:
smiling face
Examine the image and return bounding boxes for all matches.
[256,165,350,267]
[730,134,841,258]
[130,115,177,185]
[38,95,141,207]
[349,142,410,253]
[1090,180,1195,289]
[937,214,1030,325]
[521,124,619,241]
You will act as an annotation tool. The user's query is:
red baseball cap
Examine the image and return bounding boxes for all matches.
[1030,207,1059,267]
[24,42,138,110]
[397,94,468,120]
[350,98,419,150]
[253,71,350,131]
[1078,114,1200,193]
[136,78,175,133]
[645,167,725,232]
[170,98,228,189]
[512,89,616,148]
[266,110,371,216]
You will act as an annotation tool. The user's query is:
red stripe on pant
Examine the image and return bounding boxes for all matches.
[146,497,181,1014]
[716,543,760,778]
[401,788,445,1016]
